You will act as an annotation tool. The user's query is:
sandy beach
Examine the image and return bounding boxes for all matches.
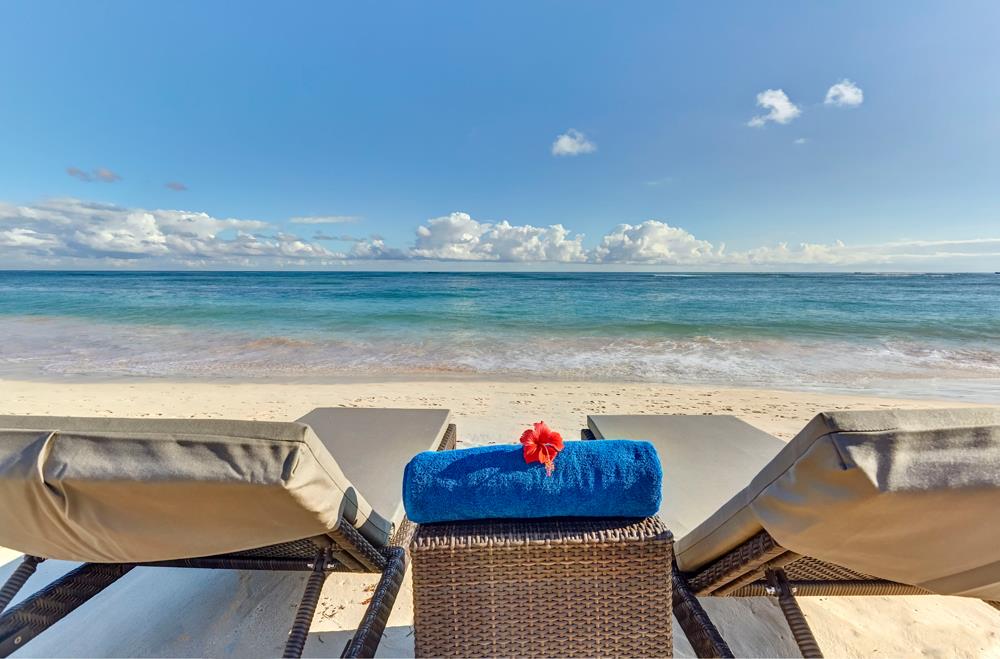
[2,377,998,657]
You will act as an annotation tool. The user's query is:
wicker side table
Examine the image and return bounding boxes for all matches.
[411,516,673,658]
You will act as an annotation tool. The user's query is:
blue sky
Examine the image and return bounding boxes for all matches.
[1,1,999,270]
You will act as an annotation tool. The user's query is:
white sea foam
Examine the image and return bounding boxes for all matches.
[1,316,997,401]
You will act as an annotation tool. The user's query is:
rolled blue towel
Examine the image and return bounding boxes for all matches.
[402,440,661,524]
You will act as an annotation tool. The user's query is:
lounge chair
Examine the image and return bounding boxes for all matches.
[585,409,1000,658]
[0,408,455,658]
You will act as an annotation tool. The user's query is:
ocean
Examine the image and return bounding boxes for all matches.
[0,271,998,401]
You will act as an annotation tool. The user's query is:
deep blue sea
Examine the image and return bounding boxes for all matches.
[1,271,998,401]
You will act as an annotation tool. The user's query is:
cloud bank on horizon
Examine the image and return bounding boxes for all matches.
[1,197,997,271]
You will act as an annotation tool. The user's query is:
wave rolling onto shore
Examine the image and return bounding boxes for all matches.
[1,271,997,401]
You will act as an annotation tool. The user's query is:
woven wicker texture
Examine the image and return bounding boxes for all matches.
[411,517,673,658]
[688,531,789,596]
[283,550,332,659]
[342,546,409,658]
[782,556,874,582]
[766,568,823,658]
[220,538,324,560]
[684,530,930,599]
[732,580,930,597]
[0,563,134,656]
[0,557,43,615]
[671,564,734,658]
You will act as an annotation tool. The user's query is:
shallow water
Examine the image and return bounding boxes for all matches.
[1,271,998,401]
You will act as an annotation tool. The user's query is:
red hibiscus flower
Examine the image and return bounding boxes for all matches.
[519,421,564,476]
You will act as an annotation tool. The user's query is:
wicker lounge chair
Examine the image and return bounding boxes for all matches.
[585,409,1000,658]
[0,408,456,659]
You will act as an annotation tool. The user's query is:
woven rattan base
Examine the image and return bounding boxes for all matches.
[411,516,673,658]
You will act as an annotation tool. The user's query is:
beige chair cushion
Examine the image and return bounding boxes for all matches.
[297,408,451,531]
[587,414,783,539]
[0,416,389,563]
[676,408,1000,599]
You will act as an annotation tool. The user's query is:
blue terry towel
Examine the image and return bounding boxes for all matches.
[402,440,662,524]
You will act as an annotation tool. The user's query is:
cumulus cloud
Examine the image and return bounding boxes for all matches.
[400,214,1000,267]
[290,215,360,224]
[0,198,333,266]
[825,79,864,107]
[592,221,722,264]
[748,89,801,127]
[411,212,587,261]
[2,198,998,270]
[349,238,408,260]
[551,129,596,157]
[165,181,188,191]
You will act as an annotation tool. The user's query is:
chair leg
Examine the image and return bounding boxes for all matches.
[341,546,407,659]
[283,550,332,659]
[765,568,823,658]
[672,565,735,658]
[0,562,133,657]
[0,556,45,615]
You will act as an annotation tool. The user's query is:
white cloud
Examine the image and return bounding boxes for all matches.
[2,198,998,270]
[0,227,58,248]
[411,212,587,262]
[734,240,865,266]
[0,198,333,265]
[794,137,808,145]
[551,129,596,156]
[592,221,722,264]
[411,212,483,260]
[349,238,407,260]
[825,79,864,107]
[589,223,1000,268]
[748,89,801,127]
[289,215,361,224]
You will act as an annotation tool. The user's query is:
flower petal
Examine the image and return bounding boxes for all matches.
[548,431,564,451]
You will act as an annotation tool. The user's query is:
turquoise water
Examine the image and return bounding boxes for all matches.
[0,271,998,400]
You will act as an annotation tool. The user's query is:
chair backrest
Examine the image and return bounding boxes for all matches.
[0,415,390,563]
[679,408,1000,599]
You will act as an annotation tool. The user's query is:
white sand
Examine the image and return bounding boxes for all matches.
[1,378,998,658]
